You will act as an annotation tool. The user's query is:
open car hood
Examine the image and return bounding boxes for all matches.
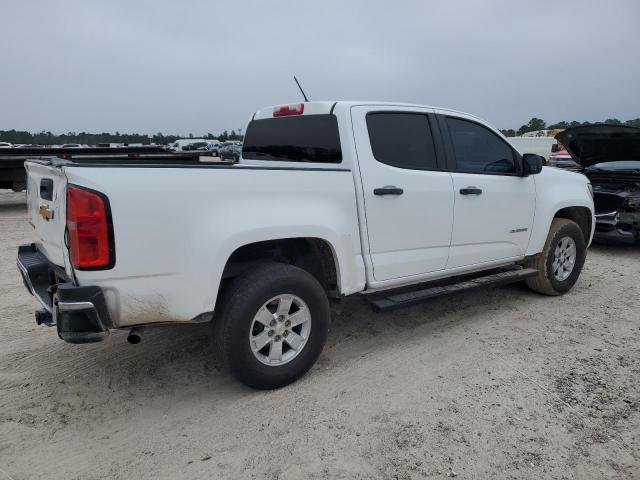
[555,125,640,168]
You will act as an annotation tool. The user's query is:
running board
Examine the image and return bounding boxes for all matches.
[368,268,538,313]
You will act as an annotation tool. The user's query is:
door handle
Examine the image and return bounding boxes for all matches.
[374,186,404,196]
[459,187,482,195]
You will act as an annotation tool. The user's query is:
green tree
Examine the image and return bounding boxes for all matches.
[516,117,546,136]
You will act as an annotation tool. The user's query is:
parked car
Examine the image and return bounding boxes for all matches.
[220,143,241,161]
[547,149,581,171]
[169,139,208,151]
[207,142,231,156]
[17,101,594,389]
[556,125,640,244]
[205,143,218,154]
[182,141,209,151]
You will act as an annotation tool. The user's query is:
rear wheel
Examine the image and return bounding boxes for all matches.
[213,263,330,389]
[525,218,586,295]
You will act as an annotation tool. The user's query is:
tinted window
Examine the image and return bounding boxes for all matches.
[447,117,516,174]
[243,115,341,163]
[366,113,438,170]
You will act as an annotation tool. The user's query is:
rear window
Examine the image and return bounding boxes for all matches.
[366,113,438,170]
[242,114,342,163]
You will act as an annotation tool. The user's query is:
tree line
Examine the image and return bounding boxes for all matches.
[0,129,244,146]
[2,116,639,144]
[501,117,640,137]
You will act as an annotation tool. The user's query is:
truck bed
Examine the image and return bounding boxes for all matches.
[23,157,362,328]
[0,147,231,190]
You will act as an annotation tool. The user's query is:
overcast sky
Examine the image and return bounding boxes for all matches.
[1,0,639,135]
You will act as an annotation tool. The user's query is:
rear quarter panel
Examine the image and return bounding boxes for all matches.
[63,166,365,327]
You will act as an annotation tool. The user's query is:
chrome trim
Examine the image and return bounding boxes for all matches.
[16,257,52,314]
[595,211,617,217]
[57,301,95,312]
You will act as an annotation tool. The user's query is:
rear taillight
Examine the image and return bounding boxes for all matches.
[66,185,113,270]
[273,103,304,117]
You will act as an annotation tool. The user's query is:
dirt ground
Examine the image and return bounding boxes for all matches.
[0,190,638,480]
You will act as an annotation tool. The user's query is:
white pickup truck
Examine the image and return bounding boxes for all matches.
[18,101,595,389]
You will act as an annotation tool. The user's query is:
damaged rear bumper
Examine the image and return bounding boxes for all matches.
[17,244,111,343]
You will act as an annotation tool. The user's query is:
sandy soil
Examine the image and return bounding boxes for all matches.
[0,190,638,479]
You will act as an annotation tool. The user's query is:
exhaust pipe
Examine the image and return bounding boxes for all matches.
[127,327,143,344]
[35,309,54,327]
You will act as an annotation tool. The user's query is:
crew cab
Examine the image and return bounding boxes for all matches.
[17,101,595,389]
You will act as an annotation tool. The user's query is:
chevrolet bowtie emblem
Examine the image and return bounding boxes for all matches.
[39,205,54,221]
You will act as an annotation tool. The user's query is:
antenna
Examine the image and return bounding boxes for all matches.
[293,76,309,102]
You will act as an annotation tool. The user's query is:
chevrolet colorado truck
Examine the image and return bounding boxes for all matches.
[17,101,595,389]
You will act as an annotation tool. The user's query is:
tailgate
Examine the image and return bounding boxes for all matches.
[25,161,68,267]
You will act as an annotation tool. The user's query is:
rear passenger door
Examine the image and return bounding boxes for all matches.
[352,106,454,282]
[437,113,536,269]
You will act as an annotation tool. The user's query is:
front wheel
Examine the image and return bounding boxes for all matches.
[525,218,586,295]
[213,263,330,389]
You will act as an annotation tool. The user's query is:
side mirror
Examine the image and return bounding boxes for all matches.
[551,144,560,153]
[522,153,544,176]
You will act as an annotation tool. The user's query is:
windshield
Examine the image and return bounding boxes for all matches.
[243,114,342,163]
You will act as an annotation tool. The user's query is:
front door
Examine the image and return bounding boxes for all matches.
[440,114,536,269]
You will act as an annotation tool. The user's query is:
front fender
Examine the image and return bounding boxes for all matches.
[526,168,595,255]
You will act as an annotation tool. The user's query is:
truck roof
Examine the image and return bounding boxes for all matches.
[252,101,485,123]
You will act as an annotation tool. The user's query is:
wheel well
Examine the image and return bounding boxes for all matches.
[222,238,339,297]
[554,207,592,244]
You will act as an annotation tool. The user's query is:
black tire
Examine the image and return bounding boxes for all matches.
[213,263,330,389]
[525,218,586,295]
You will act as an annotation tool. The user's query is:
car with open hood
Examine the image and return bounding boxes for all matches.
[556,125,640,244]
